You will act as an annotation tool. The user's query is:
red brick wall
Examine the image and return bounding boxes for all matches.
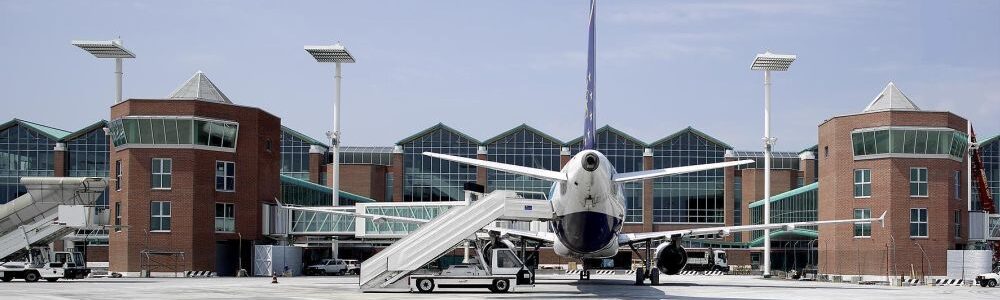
[335,164,388,201]
[818,110,967,276]
[308,152,322,184]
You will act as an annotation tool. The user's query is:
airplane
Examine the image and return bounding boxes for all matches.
[413,0,886,285]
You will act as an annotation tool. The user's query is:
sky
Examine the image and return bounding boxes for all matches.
[1,0,998,150]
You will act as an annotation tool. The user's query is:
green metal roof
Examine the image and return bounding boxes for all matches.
[0,119,73,140]
[746,229,819,247]
[280,174,375,203]
[397,123,481,145]
[483,123,563,145]
[62,120,108,141]
[748,182,819,209]
[648,126,733,149]
[979,134,1000,147]
[281,126,328,147]
[564,125,647,148]
[799,144,819,155]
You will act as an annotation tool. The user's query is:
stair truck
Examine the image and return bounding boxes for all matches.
[410,245,533,293]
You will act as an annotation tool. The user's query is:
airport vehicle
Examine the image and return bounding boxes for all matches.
[410,247,532,293]
[0,247,90,282]
[343,259,360,275]
[683,249,729,272]
[305,258,348,276]
[977,270,1000,287]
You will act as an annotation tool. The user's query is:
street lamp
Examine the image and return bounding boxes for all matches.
[751,51,796,277]
[71,39,136,103]
[305,43,356,206]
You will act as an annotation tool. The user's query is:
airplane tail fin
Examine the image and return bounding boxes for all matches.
[582,0,597,150]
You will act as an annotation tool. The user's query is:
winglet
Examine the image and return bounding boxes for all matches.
[878,211,887,228]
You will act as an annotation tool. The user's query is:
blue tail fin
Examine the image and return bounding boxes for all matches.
[583,0,597,150]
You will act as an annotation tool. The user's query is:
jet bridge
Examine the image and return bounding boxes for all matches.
[359,190,553,292]
[0,177,107,261]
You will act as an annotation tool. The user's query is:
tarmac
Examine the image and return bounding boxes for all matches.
[2,274,997,300]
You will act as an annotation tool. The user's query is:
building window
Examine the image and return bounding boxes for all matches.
[115,160,122,191]
[910,167,928,197]
[151,158,172,190]
[150,201,171,232]
[954,210,961,238]
[853,208,871,237]
[216,161,235,192]
[910,208,927,237]
[215,203,235,232]
[114,202,122,232]
[953,171,961,200]
[854,169,871,198]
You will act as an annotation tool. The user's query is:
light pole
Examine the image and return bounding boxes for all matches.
[305,43,356,206]
[71,39,136,104]
[751,51,796,277]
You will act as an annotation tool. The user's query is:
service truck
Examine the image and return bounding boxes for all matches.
[410,248,533,293]
[977,270,1000,287]
[683,248,729,272]
[0,247,90,282]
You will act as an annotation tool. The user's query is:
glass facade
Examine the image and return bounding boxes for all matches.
[280,128,316,180]
[108,117,238,150]
[973,136,999,211]
[0,124,58,204]
[487,126,561,195]
[749,182,818,240]
[732,151,801,170]
[651,130,728,224]
[66,126,110,208]
[280,174,372,207]
[851,127,968,160]
[569,127,645,223]
[341,146,393,166]
[402,126,477,202]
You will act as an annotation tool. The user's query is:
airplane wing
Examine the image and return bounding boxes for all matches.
[612,160,755,183]
[423,152,567,182]
[485,226,558,243]
[618,211,886,245]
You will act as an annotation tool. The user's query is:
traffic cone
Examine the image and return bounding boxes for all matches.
[272,274,278,284]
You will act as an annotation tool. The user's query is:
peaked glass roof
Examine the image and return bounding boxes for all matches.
[168,71,233,104]
[863,82,920,112]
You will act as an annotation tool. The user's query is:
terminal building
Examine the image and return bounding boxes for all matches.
[1,73,998,276]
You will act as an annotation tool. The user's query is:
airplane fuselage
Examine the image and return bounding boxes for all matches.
[548,150,625,259]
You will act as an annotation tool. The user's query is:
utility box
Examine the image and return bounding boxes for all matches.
[57,205,91,227]
[947,250,993,280]
[254,245,302,277]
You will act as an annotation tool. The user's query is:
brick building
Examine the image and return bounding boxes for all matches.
[818,82,970,276]
[106,72,281,275]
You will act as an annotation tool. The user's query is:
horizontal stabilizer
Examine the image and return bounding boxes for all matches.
[423,152,568,182]
[612,159,754,183]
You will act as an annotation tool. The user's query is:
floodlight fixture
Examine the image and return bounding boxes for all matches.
[72,39,136,103]
[305,42,357,206]
[305,43,356,63]
[750,52,796,71]
[750,50,796,278]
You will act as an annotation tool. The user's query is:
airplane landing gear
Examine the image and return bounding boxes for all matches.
[629,241,658,286]
[579,269,590,280]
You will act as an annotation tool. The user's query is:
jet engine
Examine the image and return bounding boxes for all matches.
[654,241,687,275]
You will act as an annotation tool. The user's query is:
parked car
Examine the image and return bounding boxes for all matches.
[305,259,348,276]
[343,259,360,275]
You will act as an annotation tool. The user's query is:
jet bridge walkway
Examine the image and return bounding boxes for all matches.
[359,190,553,292]
[0,177,107,260]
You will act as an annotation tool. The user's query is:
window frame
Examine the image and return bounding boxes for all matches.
[215,161,236,192]
[151,158,172,190]
[215,202,236,233]
[909,167,928,197]
[114,202,122,232]
[115,160,122,191]
[909,208,928,238]
[150,201,171,232]
[954,210,961,238]
[853,169,871,198]
[853,208,872,238]
[953,170,961,200]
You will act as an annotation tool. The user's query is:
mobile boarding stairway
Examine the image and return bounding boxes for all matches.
[359,190,553,292]
[0,177,107,261]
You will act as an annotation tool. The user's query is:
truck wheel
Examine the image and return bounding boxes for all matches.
[492,279,510,293]
[982,280,990,287]
[46,278,59,282]
[338,270,346,276]
[990,279,997,287]
[635,267,646,285]
[416,278,434,293]
[24,272,39,282]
